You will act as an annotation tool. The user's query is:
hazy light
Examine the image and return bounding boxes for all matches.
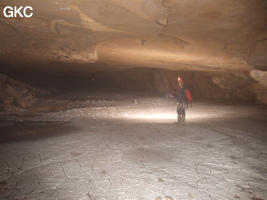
[133,113,174,120]
[88,101,230,123]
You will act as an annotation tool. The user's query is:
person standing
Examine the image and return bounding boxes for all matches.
[176,77,186,124]
[170,77,187,124]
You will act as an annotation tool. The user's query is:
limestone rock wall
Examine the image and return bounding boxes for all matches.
[249,70,267,104]
[0,73,47,109]
[103,68,263,103]
[1,67,266,106]
[0,1,266,105]
[0,0,266,72]
[193,72,255,102]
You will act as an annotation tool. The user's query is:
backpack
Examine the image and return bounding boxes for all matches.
[185,89,192,108]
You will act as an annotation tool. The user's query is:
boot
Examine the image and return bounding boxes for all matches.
[181,116,185,125]
[176,115,182,124]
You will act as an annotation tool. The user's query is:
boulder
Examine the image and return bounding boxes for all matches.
[15,96,33,109]
[0,73,43,109]
[6,84,22,98]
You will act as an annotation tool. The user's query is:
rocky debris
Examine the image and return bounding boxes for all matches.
[249,70,267,104]
[0,73,46,110]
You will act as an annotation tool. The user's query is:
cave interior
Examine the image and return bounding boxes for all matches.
[0,1,267,199]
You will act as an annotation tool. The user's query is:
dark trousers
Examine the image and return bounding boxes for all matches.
[177,102,185,117]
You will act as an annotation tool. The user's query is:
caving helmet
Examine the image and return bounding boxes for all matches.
[178,77,184,83]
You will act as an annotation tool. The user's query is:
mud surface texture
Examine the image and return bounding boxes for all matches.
[0,90,266,200]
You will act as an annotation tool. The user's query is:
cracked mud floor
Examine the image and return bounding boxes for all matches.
[0,91,266,200]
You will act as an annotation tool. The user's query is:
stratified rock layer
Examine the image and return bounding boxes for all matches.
[0,73,46,109]
[0,0,266,103]
[0,0,266,71]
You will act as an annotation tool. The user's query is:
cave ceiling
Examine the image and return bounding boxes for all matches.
[0,0,267,72]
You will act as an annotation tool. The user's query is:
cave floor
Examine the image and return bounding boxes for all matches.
[0,91,266,200]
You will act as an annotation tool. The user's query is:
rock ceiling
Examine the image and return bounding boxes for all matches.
[0,0,267,72]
